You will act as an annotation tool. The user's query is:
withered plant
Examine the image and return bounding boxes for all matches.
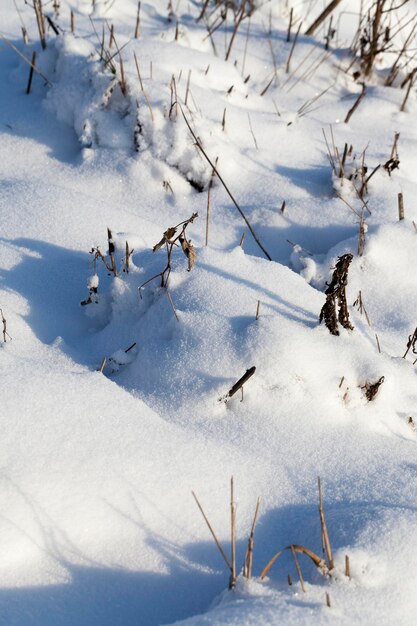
[261,478,338,582]
[320,254,354,335]
[403,327,417,360]
[361,375,385,400]
[81,228,121,306]
[139,213,197,296]
[353,291,372,326]
[350,0,417,83]
[0,309,11,342]
[197,1,255,62]
[192,477,260,590]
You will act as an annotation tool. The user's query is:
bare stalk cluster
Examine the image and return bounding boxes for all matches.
[81,228,132,306]
[198,1,255,61]
[192,478,261,590]
[138,213,197,319]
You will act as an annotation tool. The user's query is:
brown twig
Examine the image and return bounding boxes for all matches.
[26,51,36,95]
[344,83,366,124]
[222,366,256,401]
[0,34,52,85]
[305,0,342,36]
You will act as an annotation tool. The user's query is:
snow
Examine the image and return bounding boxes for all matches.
[1,0,417,624]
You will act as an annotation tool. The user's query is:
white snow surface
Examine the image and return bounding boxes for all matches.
[1,1,417,624]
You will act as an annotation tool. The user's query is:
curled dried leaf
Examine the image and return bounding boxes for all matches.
[153,226,177,252]
[260,544,329,580]
[179,234,196,271]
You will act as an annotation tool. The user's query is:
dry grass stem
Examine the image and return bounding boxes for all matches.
[305,0,342,36]
[286,21,302,74]
[229,477,237,589]
[98,356,107,373]
[26,51,36,95]
[205,157,218,247]
[0,34,52,85]
[344,83,366,124]
[243,496,261,578]
[345,554,350,578]
[192,490,233,572]
[180,104,271,260]
[247,113,258,150]
[33,0,46,49]
[222,107,226,131]
[134,0,141,38]
[398,192,404,220]
[291,544,306,592]
[185,69,192,106]
[133,53,154,122]
[353,291,371,326]
[287,7,293,42]
[318,477,334,570]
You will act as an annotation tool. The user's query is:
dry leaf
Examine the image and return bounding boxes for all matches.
[179,234,196,271]
[261,544,329,580]
[153,226,177,252]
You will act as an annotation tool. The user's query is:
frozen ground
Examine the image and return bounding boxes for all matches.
[1,1,417,624]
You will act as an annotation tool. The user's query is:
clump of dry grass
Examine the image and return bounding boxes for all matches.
[193,477,351,596]
[192,477,261,590]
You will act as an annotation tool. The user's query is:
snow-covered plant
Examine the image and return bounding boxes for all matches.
[80,228,122,306]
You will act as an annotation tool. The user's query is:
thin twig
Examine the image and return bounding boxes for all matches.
[0,33,52,85]
[192,491,233,572]
[291,545,306,592]
[318,477,334,570]
[179,105,272,261]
